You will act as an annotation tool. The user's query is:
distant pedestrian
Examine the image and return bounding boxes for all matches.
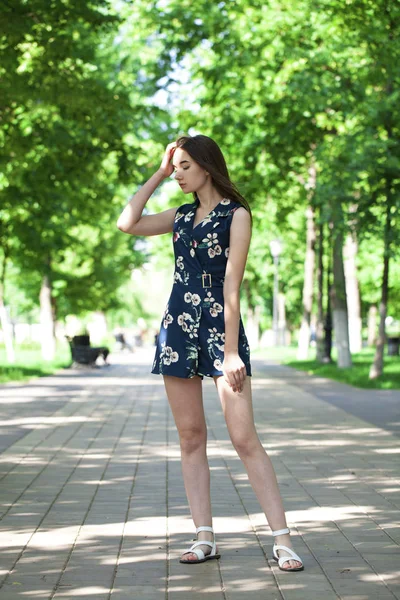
[117,135,303,571]
[114,330,133,352]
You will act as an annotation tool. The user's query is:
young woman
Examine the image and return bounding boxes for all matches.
[117,135,304,571]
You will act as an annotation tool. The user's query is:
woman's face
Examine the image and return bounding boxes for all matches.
[172,147,208,194]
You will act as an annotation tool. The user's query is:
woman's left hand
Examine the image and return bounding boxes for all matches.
[223,352,246,393]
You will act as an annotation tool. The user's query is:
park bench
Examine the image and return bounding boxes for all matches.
[66,335,109,366]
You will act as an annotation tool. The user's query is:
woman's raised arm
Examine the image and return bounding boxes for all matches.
[117,143,178,236]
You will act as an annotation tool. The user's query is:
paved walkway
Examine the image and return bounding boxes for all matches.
[0,350,399,600]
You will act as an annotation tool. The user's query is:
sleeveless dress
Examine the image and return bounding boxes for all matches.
[151,197,252,379]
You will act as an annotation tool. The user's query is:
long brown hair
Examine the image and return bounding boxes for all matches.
[175,135,252,219]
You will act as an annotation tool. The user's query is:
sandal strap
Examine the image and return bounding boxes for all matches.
[271,527,290,537]
[181,540,214,562]
[191,540,213,550]
[273,544,303,568]
[182,545,205,561]
[196,526,214,534]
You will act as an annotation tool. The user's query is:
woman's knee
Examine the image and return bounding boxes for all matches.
[179,426,207,455]
[230,430,260,457]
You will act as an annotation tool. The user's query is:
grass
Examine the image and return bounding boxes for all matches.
[254,346,400,390]
[0,344,72,384]
[1,343,399,390]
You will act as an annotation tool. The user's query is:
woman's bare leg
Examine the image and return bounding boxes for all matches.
[214,375,301,569]
[164,375,214,561]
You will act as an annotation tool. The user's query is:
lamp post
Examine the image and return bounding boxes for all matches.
[269,239,283,346]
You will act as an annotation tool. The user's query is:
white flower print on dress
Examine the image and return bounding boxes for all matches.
[190,240,198,258]
[163,313,173,328]
[205,291,215,303]
[202,232,221,260]
[177,312,198,338]
[209,302,223,317]
[184,291,200,306]
[174,212,185,222]
[208,327,218,339]
[185,211,195,222]
[207,328,224,343]
[203,233,218,247]
[207,325,225,349]
[174,271,183,283]
[225,247,229,258]
[178,312,193,326]
[200,215,213,227]
[188,324,198,339]
[206,329,226,370]
[160,342,179,365]
[176,256,184,270]
[221,199,231,205]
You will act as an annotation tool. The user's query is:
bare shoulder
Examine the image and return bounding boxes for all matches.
[232,206,251,222]
[231,206,252,238]
[225,206,251,285]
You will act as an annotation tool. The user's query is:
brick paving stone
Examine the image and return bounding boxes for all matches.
[0,353,400,600]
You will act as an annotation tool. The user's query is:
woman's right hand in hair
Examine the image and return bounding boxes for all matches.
[159,142,177,178]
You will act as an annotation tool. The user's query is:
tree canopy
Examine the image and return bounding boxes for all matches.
[1,0,399,377]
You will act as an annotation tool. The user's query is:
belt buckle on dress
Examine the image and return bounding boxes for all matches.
[202,273,212,288]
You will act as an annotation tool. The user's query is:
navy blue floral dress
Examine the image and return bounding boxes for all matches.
[152,197,252,379]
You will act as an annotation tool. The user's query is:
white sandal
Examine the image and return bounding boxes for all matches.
[179,526,221,564]
[272,528,304,572]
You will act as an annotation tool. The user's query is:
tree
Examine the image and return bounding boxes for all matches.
[0,0,173,358]
[152,0,369,357]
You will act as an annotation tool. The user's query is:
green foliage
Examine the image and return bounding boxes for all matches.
[0,344,71,384]
[152,0,400,332]
[255,346,400,390]
[0,0,173,320]
[284,348,400,390]
[2,0,399,347]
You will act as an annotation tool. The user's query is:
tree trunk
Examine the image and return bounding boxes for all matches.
[40,274,56,361]
[343,231,362,353]
[0,301,15,363]
[369,73,393,379]
[242,280,260,349]
[324,265,333,363]
[246,305,261,349]
[316,220,325,362]
[0,249,15,363]
[331,227,352,368]
[369,255,389,379]
[369,202,391,379]
[297,204,316,359]
[367,305,378,347]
